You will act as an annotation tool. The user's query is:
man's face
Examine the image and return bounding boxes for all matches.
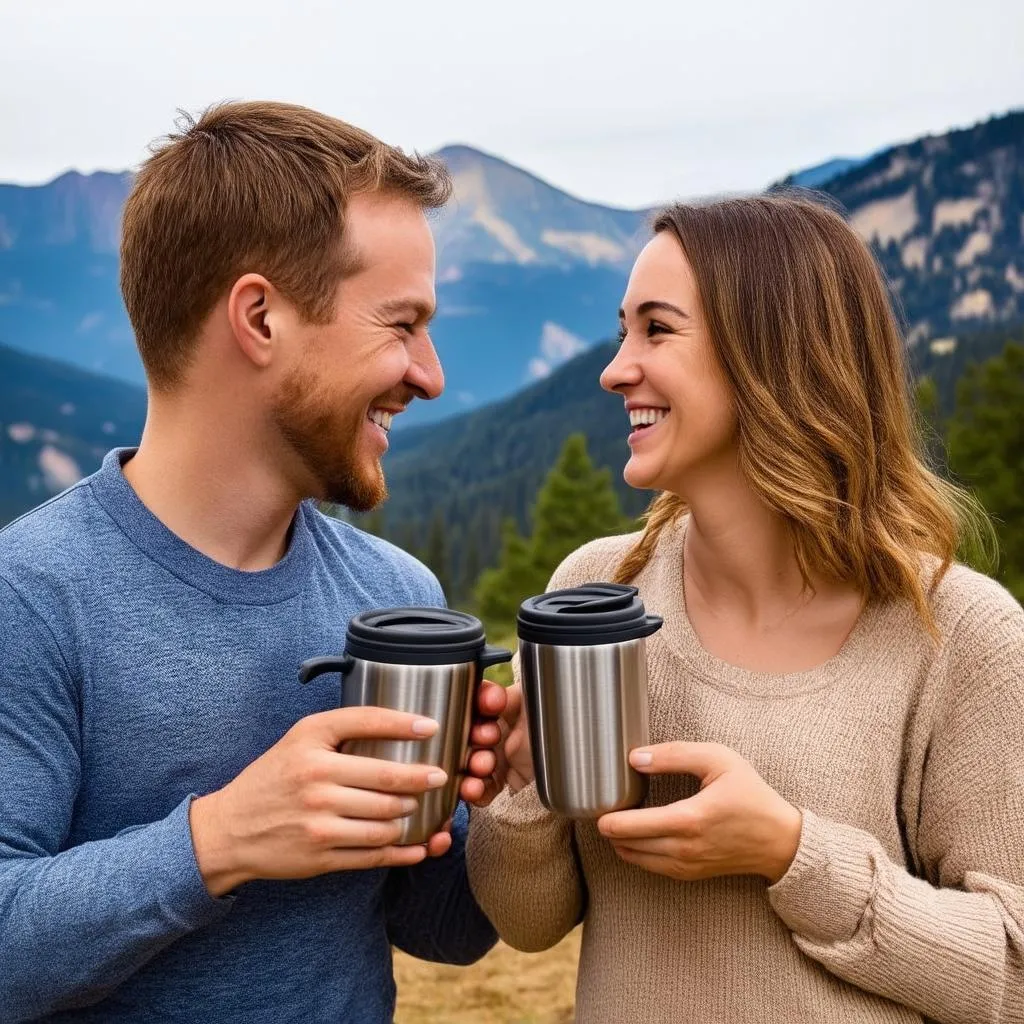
[271,192,443,510]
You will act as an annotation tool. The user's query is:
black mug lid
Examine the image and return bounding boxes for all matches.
[345,607,487,666]
[517,583,663,647]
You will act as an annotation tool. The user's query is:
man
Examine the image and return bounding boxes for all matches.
[0,101,520,1022]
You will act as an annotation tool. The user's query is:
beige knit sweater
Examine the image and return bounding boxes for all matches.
[467,521,1024,1024]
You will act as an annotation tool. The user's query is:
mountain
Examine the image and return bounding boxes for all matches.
[0,342,146,525]
[786,156,866,189]
[0,148,649,425]
[361,317,1023,597]
[1,109,1022,427]
[793,110,1024,345]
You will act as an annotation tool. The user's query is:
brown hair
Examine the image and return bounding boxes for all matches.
[120,100,452,389]
[613,193,994,631]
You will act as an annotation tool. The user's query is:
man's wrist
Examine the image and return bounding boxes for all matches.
[189,792,251,897]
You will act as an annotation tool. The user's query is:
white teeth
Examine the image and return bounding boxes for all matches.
[628,408,669,428]
[369,409,394,432]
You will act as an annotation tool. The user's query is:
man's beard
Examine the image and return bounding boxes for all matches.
[272,363,388,513]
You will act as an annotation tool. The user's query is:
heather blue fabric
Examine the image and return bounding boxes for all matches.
[0,448,495,1022]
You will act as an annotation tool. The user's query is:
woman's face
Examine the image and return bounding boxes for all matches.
[601,231,737,495]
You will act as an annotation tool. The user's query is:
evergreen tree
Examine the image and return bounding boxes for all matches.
[946,342,1024,599]
[530,433,629,577]
[474,434,629,632]
[914,375,948,475]
[458,530,482,609]
[475,519,547,629]
[422,509,453,599]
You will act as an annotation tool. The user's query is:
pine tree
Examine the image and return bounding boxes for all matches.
[459,530,482,609]
[422,509,453,600]
[474,434,629,632]
[530,433,629,578]
[947,343,1024,599]
[475,519,547,629]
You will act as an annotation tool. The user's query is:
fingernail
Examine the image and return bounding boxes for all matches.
[400,797,419,815]
[630,750,653,767]
[412,718,438,736]
[427,770,448,788]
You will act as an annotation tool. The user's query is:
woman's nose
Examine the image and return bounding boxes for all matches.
[600,339,643,394]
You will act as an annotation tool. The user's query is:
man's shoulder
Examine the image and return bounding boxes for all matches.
[0,478,107,589]
[305,505,444,605]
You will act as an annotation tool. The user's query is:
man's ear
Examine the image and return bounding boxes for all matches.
[227,274,279,369]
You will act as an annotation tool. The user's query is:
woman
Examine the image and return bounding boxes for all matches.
[468,194,1024,1023]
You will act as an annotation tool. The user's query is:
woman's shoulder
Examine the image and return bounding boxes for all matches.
[929,561,1024,641]
[925,562,1024,714]
[547,530,643,591]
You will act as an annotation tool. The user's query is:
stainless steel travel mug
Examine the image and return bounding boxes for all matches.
[517,584,662,818]
[299,608,512,844]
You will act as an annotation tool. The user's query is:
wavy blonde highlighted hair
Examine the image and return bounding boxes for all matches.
[612,194,994,632]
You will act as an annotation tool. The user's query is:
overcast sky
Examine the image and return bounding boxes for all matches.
[2,0,1022,208]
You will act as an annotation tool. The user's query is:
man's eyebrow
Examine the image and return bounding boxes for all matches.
[618,300,689,319]
[377,298,436,323]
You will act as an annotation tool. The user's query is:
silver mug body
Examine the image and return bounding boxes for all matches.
[519,637,651,818]
[341,658,477,845]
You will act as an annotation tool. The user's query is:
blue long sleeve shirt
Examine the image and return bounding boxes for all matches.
[0,448,496,1022]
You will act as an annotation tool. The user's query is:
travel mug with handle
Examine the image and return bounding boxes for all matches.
[299,607,512,844]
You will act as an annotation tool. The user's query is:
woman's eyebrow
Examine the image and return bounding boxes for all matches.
[618,300,689,319]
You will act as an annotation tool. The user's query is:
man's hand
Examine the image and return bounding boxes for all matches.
[461,680,534,805]
[597,742,802,884]
[190,707,451,897]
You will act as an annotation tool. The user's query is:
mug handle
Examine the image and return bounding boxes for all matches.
[478,645,514,671]
[298,655,355,685]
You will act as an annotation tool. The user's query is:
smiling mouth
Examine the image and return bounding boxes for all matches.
[368,408,396,433]
[628,407,670,434]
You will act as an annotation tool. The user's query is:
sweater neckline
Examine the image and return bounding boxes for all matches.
[648,516,887,697]
[89,447,313,606]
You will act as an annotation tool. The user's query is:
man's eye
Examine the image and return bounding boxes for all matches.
[395,323,415,335]
[616,324,627,344]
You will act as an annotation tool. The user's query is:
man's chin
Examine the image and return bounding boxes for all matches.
[323,466,387,513]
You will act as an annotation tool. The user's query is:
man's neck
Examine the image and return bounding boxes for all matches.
[122,398,302,572]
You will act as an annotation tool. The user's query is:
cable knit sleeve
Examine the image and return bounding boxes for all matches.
[768,573,1024,1024]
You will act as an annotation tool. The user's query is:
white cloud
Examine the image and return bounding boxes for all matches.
[76,311,104,333]
[528,358,551,380]
[456,391,476,405]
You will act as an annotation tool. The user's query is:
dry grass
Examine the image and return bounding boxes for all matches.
[394,928,581,1024]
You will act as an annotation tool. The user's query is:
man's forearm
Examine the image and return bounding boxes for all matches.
[0,797,232,1021]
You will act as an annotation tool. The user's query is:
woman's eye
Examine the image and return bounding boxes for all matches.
[647,320,671,337]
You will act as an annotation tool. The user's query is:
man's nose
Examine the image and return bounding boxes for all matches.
[405,332,445,401]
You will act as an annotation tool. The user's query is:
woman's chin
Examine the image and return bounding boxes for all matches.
[623,455,662,492]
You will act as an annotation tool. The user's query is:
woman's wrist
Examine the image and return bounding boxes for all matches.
[762,799,803,884]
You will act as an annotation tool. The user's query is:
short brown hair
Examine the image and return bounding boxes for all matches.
[120,100,452,389]
[613,194,994,633]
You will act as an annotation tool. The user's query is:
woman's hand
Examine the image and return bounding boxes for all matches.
[597,742,803,884]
